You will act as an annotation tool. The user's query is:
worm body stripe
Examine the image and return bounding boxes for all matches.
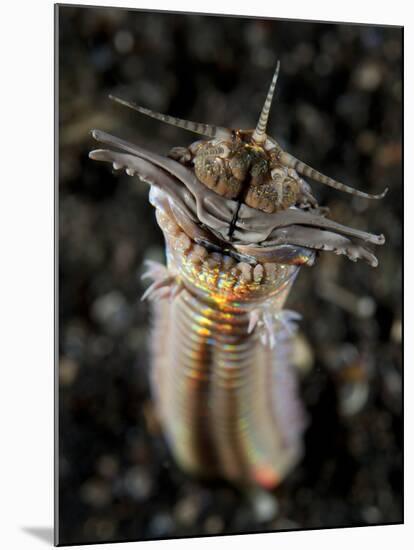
[147,213,308,489]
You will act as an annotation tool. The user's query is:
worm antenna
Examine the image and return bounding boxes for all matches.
[109,94,231,139]
[251,60,281,145]
[278,150,388,200]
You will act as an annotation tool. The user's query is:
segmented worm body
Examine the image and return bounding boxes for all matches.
[90,63,385,489]
[146,216,309,488]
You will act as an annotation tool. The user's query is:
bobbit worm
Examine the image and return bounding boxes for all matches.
[89,62,386,490]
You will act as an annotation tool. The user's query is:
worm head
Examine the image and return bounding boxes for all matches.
[90,62,386,269]
[108,61,386,214]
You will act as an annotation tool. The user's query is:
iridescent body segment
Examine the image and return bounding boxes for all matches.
[147,210,309,487]
[90,62,385,489]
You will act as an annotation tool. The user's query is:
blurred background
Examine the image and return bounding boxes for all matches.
[57,5,403,545]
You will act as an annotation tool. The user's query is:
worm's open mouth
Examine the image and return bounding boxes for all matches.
[90,129,384,268]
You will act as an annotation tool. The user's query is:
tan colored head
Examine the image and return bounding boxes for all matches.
[109,62,387,214]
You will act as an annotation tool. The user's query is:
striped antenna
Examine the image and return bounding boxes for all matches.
[251,61,281,144]
[278,150,388,200]
[109,95,231,139]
